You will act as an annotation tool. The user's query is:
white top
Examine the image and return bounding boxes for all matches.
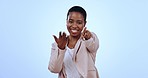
[64,47,83,78]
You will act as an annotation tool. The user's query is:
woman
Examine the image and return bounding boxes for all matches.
[48,6,99,78]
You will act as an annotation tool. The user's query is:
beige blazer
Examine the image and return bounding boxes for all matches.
[48,32,99,78]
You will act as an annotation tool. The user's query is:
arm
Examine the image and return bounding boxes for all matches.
[81,27,99,52]
[48,32,68,73]
[48,42,66,73]
[84,32,99,52]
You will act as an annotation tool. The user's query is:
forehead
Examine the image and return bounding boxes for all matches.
[68,12,84,20]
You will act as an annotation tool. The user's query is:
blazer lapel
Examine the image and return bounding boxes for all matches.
[72,39,82,62]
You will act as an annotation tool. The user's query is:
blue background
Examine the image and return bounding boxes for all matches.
[0,0,148,78]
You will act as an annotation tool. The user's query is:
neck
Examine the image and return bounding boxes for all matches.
[69,35,81,42]
[67,35,81,49]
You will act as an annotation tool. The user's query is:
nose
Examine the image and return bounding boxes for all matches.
[71,22,77,28]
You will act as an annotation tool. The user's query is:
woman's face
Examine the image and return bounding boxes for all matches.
[67,12,86,37]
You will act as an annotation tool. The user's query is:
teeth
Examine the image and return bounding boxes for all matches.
[71,30,78,33]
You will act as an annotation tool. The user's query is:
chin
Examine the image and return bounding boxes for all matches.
[70,33,81,37]
[71,34,77,37]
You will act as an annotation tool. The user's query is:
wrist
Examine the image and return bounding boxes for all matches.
[58,45,66,50]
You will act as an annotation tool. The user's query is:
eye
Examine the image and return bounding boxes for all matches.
[68,20,73,24]
[77,21,83,25]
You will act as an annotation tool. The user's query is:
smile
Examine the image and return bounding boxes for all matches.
[71,29,78,33]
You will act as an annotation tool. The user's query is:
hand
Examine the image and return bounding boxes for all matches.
[81,27,92,40]
[53,32,68,50]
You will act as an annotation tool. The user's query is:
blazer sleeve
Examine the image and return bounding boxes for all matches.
[48,42,66,73]
[84,32,99,53]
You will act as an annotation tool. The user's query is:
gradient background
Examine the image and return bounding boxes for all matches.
[0,0,148,78]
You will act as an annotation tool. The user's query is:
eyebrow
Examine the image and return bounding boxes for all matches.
[68,19,83,21]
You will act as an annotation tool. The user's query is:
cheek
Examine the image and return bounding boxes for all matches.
[66,23,70,28]
[79,26,84,31]
[66,22,71,28]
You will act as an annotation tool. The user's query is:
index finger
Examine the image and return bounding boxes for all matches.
[82,27,87,35]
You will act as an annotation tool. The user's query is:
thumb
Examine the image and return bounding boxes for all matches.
[53,35,58,43]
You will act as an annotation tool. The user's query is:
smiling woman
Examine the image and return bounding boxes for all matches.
[48,6,100,78]
[67,12,85,37]
[1,0,148,78]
